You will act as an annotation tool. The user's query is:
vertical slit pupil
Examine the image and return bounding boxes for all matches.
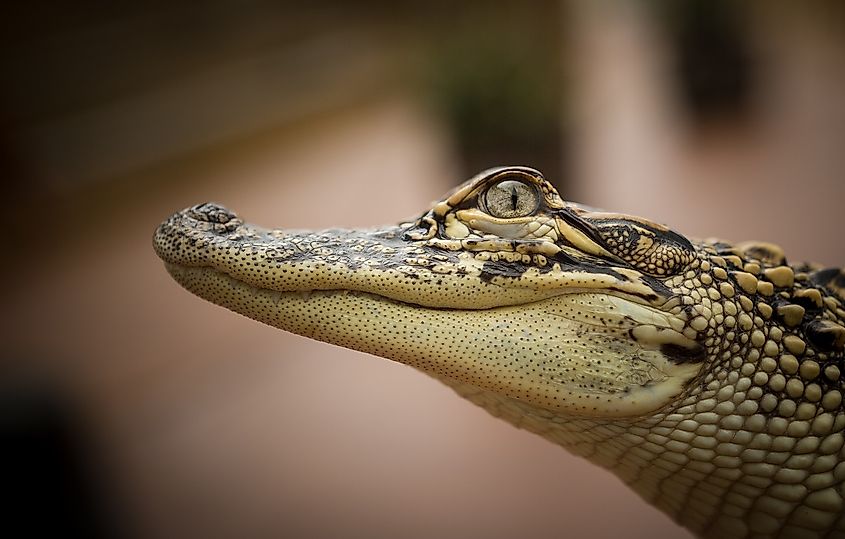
[510,186,519,211]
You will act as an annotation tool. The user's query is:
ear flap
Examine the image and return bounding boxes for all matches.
[589,217,695,277]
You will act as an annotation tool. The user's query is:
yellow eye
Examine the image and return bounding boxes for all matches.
[483,180,540,218]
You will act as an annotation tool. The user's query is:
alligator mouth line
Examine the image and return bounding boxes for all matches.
[163,260,666,322]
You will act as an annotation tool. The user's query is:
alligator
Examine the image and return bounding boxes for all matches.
[154,166,845,538]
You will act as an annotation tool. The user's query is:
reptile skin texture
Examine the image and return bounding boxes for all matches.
[154,167,845,538]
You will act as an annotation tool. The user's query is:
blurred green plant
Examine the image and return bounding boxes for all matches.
[418,1,566,186]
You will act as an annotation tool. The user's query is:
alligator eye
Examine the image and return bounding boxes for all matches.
[483,180,540,219]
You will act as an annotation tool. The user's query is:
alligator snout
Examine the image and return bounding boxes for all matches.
[152,203,244,269]
[186,203,238,225]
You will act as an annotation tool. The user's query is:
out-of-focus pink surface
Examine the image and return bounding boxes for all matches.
[4,4,842,538]
[569,3,845,267]
[4,99,690,538]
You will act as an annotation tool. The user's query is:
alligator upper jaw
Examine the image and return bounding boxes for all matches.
[153,203,675,311]
[154,203,702,419]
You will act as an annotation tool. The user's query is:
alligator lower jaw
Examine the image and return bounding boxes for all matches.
[164,262,700,420]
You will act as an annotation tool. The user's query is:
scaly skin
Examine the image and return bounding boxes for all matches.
[154,167,845,538]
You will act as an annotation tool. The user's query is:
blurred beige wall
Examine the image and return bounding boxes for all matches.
[3,95,689,538]
[569,2,844,267]
[3,3,843,538]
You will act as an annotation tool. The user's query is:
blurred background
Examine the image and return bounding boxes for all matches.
[2,1,843,538]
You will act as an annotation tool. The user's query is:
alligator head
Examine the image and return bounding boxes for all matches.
[154,166,845,538]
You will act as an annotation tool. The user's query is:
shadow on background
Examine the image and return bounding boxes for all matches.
[0,371,120,538]
[1,1,843,538]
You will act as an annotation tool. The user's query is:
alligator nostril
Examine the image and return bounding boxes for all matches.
[188,203,236,224]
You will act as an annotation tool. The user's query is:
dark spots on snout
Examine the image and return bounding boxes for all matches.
[810,267,840,288]
[661,342,706,365]
[549,252,628,281]
[479,260,530,283]
[170,204,243,238]
[790,293,824,313]
[740,244,787,266]
[639,275,672,298]
[713,242,735,254]
[501,258,585,280]
[804,319,845,352]
[188,203,237,225]
[549,249,582,267]
[809,267,845,301]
